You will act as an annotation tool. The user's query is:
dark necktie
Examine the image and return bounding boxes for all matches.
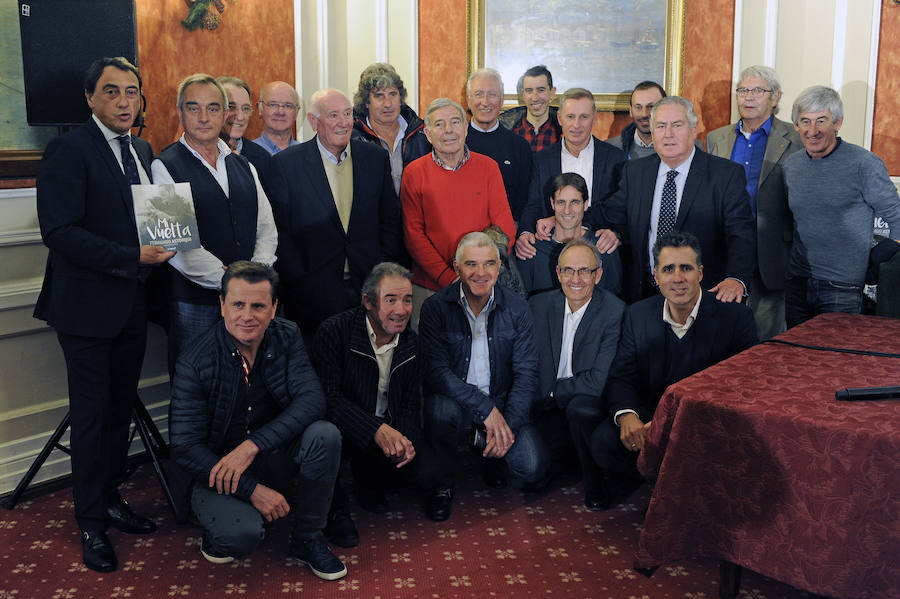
[657,169,679,238]
[116,135,141,185]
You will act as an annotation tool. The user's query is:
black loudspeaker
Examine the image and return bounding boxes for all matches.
[18,0,137,126]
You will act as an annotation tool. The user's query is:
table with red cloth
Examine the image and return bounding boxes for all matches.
[635,313,900,599]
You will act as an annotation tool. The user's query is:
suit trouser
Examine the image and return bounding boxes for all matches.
[191,420,341,558]
[56,289,148,532]
[748,271,786,340]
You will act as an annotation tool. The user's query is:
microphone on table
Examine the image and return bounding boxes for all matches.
[835,386,900,401]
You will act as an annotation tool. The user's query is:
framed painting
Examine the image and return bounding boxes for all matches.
[467,0,685,111]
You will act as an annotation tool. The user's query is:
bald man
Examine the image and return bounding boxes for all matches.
[254,81,304,155]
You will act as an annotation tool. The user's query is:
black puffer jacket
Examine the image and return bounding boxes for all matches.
[351,103,431,167]
[170,317,327,501]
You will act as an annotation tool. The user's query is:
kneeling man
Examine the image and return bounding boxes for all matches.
[311,262,441,539]
[591,231,757,504]
[170,261,346,580]
[529,238,624,509]
[420,232,548,519]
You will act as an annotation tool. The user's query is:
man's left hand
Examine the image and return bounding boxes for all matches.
[374,423,416,468]
[209,439,260,494]
[709,278,745,303]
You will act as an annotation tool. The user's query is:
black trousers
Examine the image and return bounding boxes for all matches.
[56,290,148,531]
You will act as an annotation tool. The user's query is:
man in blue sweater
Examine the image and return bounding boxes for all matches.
[783,86,900,327]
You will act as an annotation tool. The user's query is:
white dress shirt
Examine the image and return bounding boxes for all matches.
[561,137,595,206]
[151,135,277,289]
[556,297,591,380]
[365,316,400,418]
[93,115,150,184]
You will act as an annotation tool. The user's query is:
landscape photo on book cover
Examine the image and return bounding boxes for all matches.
[132,182,201,252]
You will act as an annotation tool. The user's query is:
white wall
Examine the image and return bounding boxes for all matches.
[731,0,881,149]
[293,0,418,140]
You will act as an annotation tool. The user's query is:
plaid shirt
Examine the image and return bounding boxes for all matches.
[511,114,562,152]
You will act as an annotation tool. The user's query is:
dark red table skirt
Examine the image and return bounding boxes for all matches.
[636,313,900,599]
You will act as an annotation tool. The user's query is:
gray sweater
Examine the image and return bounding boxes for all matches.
[784,139,900,284]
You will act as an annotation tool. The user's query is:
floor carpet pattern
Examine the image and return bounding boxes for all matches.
[0,463,822,598]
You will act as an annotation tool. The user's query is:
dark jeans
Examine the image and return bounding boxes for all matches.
[167,301,220,377]
[191,420,341,558]
[785,276,863,328]
[589,418,639,475]
[424,394,549,489]
[347,437,442,494]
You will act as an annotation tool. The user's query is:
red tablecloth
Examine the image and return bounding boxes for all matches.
[636,313,900,599]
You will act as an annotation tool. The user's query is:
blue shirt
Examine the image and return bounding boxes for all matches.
[459,285,495,396]
[729,114,772,216]
[253,132,300,156]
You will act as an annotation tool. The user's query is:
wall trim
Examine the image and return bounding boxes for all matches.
[831,0,848,90]
[0,187,36,201]
[0,277,42,312]
[764,0,778,67]
[0,229,41,248]
[864,1,881,150]
[375,0,388,62]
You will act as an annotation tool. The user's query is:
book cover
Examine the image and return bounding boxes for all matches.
[131,183,201,251]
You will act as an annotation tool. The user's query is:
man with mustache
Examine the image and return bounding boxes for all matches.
[310,263,443,547]
[152,73,277,370]
[265,88,403,340]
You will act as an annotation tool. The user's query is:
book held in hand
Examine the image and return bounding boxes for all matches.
[132,183,201,251]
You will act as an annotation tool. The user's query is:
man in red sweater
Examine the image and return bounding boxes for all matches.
[400,97,516,329]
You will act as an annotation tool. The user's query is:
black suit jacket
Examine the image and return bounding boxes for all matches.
[529,289,625,410]
[34,118,153,338]
[605,291,758,420]
[519,137,626,233]
[595,150,757,304]
[264,137,402,336]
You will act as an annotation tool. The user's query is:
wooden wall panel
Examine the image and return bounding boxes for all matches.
[417,1,735,144]
[872,0,900,174]
[136,0,295,153]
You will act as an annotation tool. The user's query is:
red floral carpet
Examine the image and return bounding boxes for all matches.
[0,463,821,599]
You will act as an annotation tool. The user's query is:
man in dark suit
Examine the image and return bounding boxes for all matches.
[33,57,174,572]
[265,88,403,340]
[217,76,273,182]
[515,87,626,259]
[706,66,803,338]
[591,96,757,305]
[528,238,624,509]
[589,231,757,502]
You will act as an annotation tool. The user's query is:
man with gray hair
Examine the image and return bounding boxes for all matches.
[254,80,304,155]
[420,232,548,519]
[464,68,533,221]
[587,96,756,305]
[400,97,515,329]
[152,73,277,369]
[783,85,900,326]
[351,63,431,195]
[264,88,402,340]
[707,66,803,338]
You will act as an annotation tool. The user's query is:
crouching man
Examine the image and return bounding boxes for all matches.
[170,261,346,580]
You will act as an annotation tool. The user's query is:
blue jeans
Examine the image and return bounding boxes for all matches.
[168,301,221,376]
[424,394,549,489]
[785,276,863,328]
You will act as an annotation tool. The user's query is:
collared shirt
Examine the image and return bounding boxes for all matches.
[647,148,696,271]
[470,120,500,133]
[253,132,300,156]
[150,135,278,289]
[561,137,595,206]
[432,145,470,171]
[234,137,244,153]
[633,129,653,149]
[730,114,773,216]
[613,292,703,426]
[92,115,150,184]
[365,315,400,418]
[460,285,495,396]
[662,291,702,338]
[368,114,408,195]
[556,297,591,380]
[512,113,561,152]
[316,136,350,166]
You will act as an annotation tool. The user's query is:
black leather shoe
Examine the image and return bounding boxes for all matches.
[425,488,452,522]
[584,493,611,512]
[81,530,117,572]
[107,493,156,534]
[357,486,389,514]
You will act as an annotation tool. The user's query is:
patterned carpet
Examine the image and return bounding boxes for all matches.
[0,461,821,599]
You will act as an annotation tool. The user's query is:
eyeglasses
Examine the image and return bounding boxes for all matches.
[228,103,253,115]
[261,101,299,111]
[559,267,598,278]
[736,87,773,98]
